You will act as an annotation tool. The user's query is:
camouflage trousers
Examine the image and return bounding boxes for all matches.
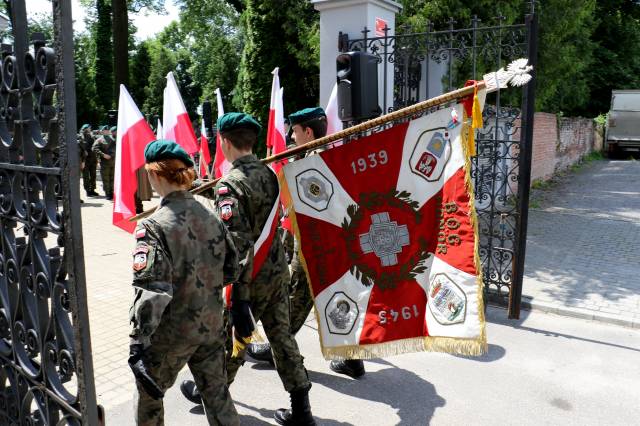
[100,160,115,196]
[226,262,310,392]
[289,250,314,335]
[134,336,238,426]
[82,154,97,192]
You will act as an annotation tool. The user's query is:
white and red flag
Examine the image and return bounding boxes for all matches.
[162,72,199,154]
[282,94,487,359]
[325,82,343,137]
[266,68,287,172]
[213,88,232,178]
[199,120,211,178]
[113,85,156,233]
[156,118,163,139]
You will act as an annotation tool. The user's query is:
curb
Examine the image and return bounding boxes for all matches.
[521,298,639,329]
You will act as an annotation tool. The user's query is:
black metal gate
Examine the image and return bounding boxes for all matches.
[0,1,99,424]
[339,4,538,318]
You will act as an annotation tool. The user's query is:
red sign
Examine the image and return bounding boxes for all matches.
[375,17,387,37]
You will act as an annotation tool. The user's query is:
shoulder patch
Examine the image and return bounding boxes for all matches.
[133,243,149,271]
[218,186,230,195]
[220,204,233,221]
[218,199,234,208]
[135,227,146,239]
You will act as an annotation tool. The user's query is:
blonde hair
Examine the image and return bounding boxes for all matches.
[145,159,196,188]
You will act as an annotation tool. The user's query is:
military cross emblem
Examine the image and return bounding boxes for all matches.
[359,212,410,267]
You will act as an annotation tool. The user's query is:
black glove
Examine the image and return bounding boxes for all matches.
[231,300,255,338]
[128,344,164,400]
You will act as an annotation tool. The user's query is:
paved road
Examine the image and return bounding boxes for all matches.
[524,159,640,327]
[107,307,640,425]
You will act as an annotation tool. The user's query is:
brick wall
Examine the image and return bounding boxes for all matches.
[530,113,597,184]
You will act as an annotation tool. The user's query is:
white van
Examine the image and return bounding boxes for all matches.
[606,90,640,155]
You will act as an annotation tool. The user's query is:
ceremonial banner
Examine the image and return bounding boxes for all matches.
[282,100,487,359]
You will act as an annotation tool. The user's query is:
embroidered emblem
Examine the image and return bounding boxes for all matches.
[447,108,460,129]
[218,186,230,195]
[325,292,358,335]
[428,273,467,325]
[295,169,333,212]
[359,212,410,267]
[135,227,146,239]
[220,204,233,220]
[409,127,452,182]
[133,244,149,271]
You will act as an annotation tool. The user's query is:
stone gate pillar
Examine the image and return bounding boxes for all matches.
[312,0,402,109]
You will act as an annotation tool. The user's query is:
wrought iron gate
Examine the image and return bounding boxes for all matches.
[0,1,99,423]
[339,4,538,318]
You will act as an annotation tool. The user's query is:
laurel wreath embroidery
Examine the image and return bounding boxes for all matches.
[341,189,431,291]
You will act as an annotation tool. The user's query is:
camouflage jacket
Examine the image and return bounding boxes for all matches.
[129,190,240,347]
[92,134,116,161]
[212,154,285,301]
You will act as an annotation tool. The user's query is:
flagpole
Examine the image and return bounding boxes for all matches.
[128,81,486,222]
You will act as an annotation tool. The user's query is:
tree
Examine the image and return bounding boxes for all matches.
[143,41,177,117]
[129,41,152,107]
[112,0,129,90]
[585,0,640,115]
[94,0,114,116]
[235,0,320,155]
[75,31,100,126]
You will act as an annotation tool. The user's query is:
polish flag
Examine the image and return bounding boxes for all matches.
[199,120,211,178]
[113,85,156,233]
[325,82,343,145]
[156,118,163,139]
[163,72,199,154]
[213,88,232,178]
[266,68,287,172]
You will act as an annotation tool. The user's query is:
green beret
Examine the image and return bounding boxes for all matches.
[110,126,117,133]
[288,107,326,126]
[217,112,261,134]
[81,124,91,130]
[100,125,108,131]
[144,139,194,167]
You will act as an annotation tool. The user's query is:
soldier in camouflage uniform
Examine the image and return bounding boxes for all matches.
[180,113,316,426]
[78,124,99,197]
[247,108,367,379]
[93,125,116,200]
[129,139,240,426]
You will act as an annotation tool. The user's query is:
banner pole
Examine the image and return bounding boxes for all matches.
[129,82,484,222]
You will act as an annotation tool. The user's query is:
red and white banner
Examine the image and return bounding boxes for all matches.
[282,100,486,359]
[251,169,281,279]
[266,68,287,172]
[213,88,232,178]
[163,72,199,155]
[113,85,156,233]
[156,118,163,139]
[325,82,343,137]
[199,120,211,179]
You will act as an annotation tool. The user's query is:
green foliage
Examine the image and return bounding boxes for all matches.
[236,0,320,157]
[143,40,177,117]
[585,0,640,115]
[75,31,100,126]
[94,0,114,116]
[535,0,597,114]
[129,41,152,107]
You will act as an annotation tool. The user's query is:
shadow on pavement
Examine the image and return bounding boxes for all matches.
[450,343,506,362]
[489,307,640,353]
[308,359,445,425]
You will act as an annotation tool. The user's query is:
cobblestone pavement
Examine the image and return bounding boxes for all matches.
[80,182,143,409]
[524,159,640,327]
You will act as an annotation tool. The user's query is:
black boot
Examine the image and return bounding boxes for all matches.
[180,380,202,405]
[247,342,274,365]
[329,359,365,378]
[274,387,315,426]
